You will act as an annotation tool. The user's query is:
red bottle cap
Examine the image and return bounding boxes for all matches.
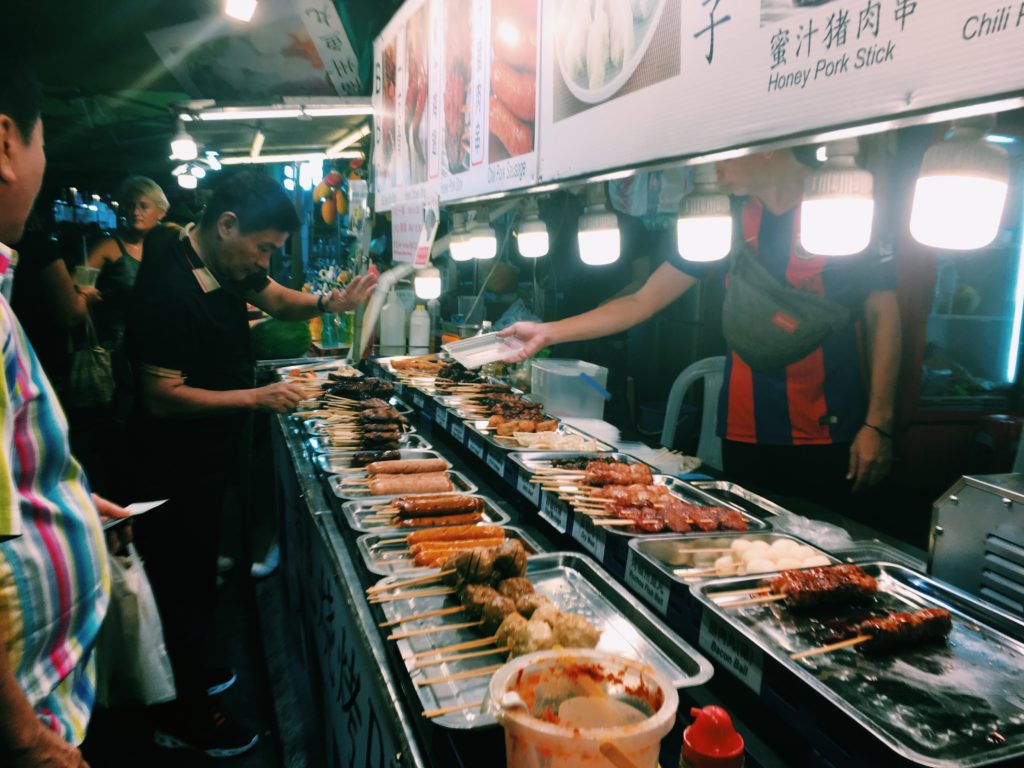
[683,706,745,768]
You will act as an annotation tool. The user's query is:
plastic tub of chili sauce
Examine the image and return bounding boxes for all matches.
[484,650,678,768]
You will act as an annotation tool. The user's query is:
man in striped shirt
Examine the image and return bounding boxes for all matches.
[0,54,127,767]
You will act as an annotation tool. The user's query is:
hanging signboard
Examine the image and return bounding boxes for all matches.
[538,0,1024,182]
[297,0,361,95]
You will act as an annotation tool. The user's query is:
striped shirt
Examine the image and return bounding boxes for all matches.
[0,284,109,745]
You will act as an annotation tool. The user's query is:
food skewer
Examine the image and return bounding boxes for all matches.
[366,569,454,595]
[367,587,456,604]
[790,608,953,660]
[378,606,466,628]
[388,620,483,641]
[718,564,878,610]
[411,645,510,669]
[410,636,498,659]
[416,664,504,687]
[422,700,484,718]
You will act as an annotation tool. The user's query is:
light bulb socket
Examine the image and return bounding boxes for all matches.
[579,207,617,232]
[804,165,873,200]
[919,138,1009,183]
[679,191,730,219]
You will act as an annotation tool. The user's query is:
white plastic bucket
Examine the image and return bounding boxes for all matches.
[486,650,678,768]
[530,359,609,419]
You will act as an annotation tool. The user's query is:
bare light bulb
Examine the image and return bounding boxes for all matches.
[677,163,732,262]
[414,267,442,300]
[800,138,874,256]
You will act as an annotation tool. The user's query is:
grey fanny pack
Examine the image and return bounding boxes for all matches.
[722,245,852,371]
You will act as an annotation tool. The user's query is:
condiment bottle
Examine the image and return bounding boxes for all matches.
[680,705,744,768]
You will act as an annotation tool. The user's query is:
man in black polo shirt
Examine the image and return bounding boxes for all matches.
[125,170,374,757]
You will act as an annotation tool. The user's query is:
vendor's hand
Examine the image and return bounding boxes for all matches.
[251,381,306,413]
[847,426,893,493]
[324,273,378,313]
[497,322,551,363]
[75,285,101,304]
[8,722,89,768]
[92,494,132,552]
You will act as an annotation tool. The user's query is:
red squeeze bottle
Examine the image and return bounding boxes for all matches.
[681,706,745,768]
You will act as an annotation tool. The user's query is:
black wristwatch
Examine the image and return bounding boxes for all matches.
[317,293,328,313]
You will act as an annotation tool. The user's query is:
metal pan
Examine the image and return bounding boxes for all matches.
[691,480,791,520]
[305,418,415,437]
[276,360,362,377]
[693,562,1024,767]
[293,394,413,420]
[374,551,714,730]
[315,449,450,475]
[357,525,545,576]
[308,432,431,454]
[465,419,611,453]
[340,494,510,534]
[629,532,836,586]
[328,470,477,502]
[507,450,647,474]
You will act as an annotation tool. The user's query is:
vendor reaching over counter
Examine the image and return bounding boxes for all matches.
[500,149,901,507]
[123,170,374,757]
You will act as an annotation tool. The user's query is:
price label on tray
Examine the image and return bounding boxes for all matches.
[540,493,569,533]
[571,519,606,562]
[450,420,465,443]
[625,550,670,616]
[467,437,485,460]
[698,611,764,694]
[487,452,506,476]
[434,407,449,429]
[516,472,541,505]
[411,392,425,409]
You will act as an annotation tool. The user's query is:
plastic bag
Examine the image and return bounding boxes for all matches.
[769,513,855,552]
[95,544,176,706]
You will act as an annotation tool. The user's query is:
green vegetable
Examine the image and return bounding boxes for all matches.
[250,318,312,360]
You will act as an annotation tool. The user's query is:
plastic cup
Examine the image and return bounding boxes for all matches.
[74,266,100,287]
[486,650,678,768]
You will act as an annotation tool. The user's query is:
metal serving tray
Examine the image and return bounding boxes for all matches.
[276,359,362,377]
[305,418,415,437]
[506,450,646,475]
[465,419,612,453]
[308,432,431,454]
[629,532,836,585]
[328,470,477,502]
[340,494,511,534]
[691,480,791,520]
[375,551,714,730]
[357,525,546,577]
[315,449,451,475]
[293,394,413,421]
[693,562,1024,767]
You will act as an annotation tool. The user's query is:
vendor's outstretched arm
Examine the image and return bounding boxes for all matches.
[848,289,901,492]
[499,263,696,361]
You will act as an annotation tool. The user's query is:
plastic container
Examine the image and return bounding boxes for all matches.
[531,359,610,419]
[442,331,524,369]
[681,706,744,768]
[408,304,430,355]
[379,290,407,355]
[73,265,100,287]
[486,649,678,768]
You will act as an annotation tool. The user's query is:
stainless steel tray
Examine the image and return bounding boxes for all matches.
[574,476,770,541]
[375,551,714,730]
[306,418,415,437]
[831,540,927,572]
[294,394,413,421]
[692,480,791,520]
[315,449,451,475]
[357,525,546,576]
[693,562,1024,767]
[340,494,510,534]
[628,532,836,585]
[328,469,476,501]
[465,419,611,453]
[276,359,362,377]
[507,450,646,474]
[308,432,431,453]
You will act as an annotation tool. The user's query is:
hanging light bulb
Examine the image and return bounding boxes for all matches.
[577,185,619,266]
[190,164,206,179]
[170,121,198,161]
[910,119,1010,251]
[224,0,258,22]
[516,199,548,258]
[177,174,198,190]
[677,163,732,262]
[414,266,442,299]
[800,138,874,257]
[448,212,475,262]
[469,214,497,260]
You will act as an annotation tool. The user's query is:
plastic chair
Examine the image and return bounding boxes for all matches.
[660,356,725,471]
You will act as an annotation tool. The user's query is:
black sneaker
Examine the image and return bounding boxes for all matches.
[205,666,238,696]
[154,709,258,758]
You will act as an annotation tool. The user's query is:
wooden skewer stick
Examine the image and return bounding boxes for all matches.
[422,700,484,718]
[388,620,483,641]
[721,593,787,608]
[673,567,719,579]
[590,519,638,527]
[416,664,504,687]
[532,468,587,475]
[409,636,497,659]
[412,645,510,669]
[366,569,452,595]
[378,605,465,628]
[367,587,456,604]
[790,635,870,661]
[710,586,772,600]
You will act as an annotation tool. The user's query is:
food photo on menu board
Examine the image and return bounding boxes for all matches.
[444,0,472,175]
[760,0,842,26]
[554,0,680,120]
[405,4,430,186]
[489,0,538,160]
[380,41,398,184]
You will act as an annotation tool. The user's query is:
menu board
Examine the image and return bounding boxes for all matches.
[538,0,1024,182]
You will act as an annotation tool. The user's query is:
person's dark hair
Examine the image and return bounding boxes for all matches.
[201,169,300,234]
[0,51,43,144]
